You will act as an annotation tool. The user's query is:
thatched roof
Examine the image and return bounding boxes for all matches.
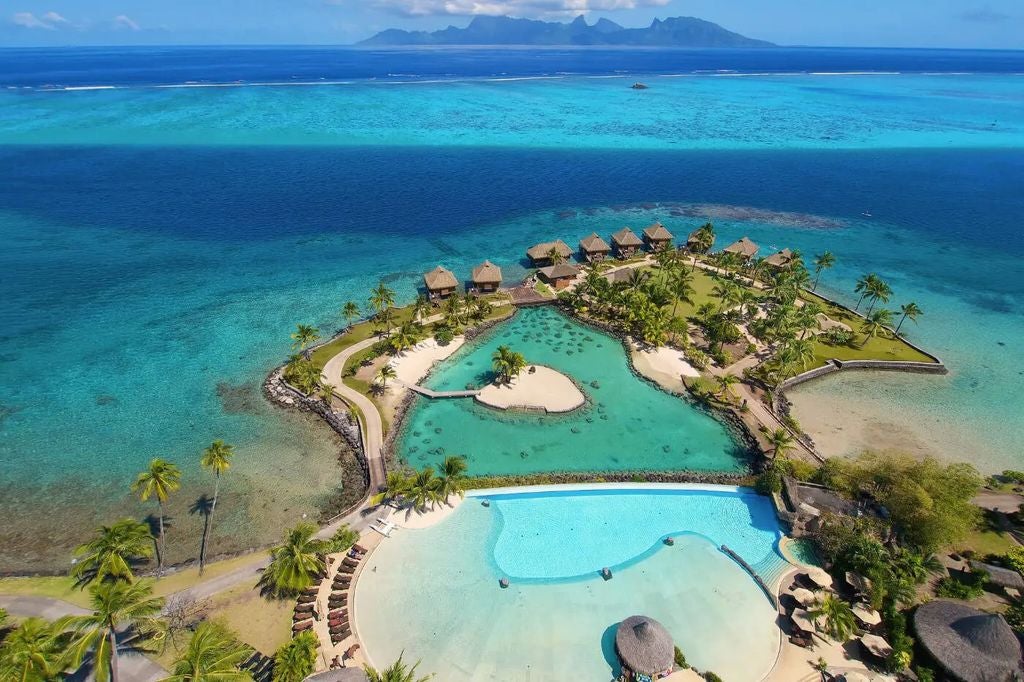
[611,227,643,247]
[579,232,611,253]
[687,228,705,242]
[971,561,1024,591]
[615,615,674,675]
[723,236,759,258]
[539,263,580,280]
[643,222,674,241]
[304,669,370,682]
[764,248,795,268]
[471,260,502,284]
[913,600,1022,682]
[423,266,457,291]
[526,240,572,260]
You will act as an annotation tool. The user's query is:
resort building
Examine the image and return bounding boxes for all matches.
[471,260,503,293]
[642,222,675,251]
[685,228,708,252]
[764,248,797,270]
[722,236,760,261]
[526,239,573,266]
[611,227,644,259]
[423,265,458,300]
[913,600,1022,682]
[579,232,612,262]
[538,263,580,290]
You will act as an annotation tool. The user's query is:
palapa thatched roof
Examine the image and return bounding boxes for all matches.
[579,232,611,253]
[611,227,643,247]
[304,669,370,682]
[471,260,502,284]
[723,236,759,258]
[423,265,458,291]
[615,615,674,675]
[764,248,795,268]
[913,600,1022,682]
[970,561,1024,591]
[687,227,705,242]
[539,263,580,280]
[526,240,572,260]
[643,222,674,241]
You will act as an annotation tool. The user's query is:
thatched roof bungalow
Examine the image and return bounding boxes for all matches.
[764,248,796,269]
[471,260,502,293]
[611,227,643,259]
[538,263,580,290]
[615,615,675,679]
[526,240,572,266]
[579,233,611,262]
[642,222,675,251]
[423,265,458,299]
[913,600,1022,682]
[722,236,759,261]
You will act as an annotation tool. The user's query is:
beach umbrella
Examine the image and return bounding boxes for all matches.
[615,615,674,676]
[914,599,1022,682]
[852,603,882,626]
[806,567,834,588]
[791,608,817,634]
[792,588,817,606]
[859,633,893,658]
[845,571,873,594]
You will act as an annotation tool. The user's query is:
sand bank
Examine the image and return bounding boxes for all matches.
[630,344,701,393]
[476,365,584,413]
[388,337,466,386]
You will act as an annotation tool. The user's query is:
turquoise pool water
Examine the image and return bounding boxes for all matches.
[355,485,787,681]
[397,306,746,475]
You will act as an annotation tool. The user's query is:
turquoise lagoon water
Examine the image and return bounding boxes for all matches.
[398,306,745,475]
[355,485,786,681]
[2,51,1024,570]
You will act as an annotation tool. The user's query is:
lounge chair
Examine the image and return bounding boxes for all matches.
[371,520,396,537]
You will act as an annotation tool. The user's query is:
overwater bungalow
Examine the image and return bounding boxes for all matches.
[722,236,760,262]
[913,600,1022,682]
[615,615,675,680]
[642,222,675,251]
[423,265,458,300]
[764,248,796,270]
[526,240,572,266]
[538,263,580,290]
[579,233,612,263]
[611,227,644,259]
[471,260,503,293]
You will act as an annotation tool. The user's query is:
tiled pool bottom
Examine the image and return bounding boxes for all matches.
[355,485,787,681]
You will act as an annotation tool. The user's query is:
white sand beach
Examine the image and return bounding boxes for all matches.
[630,344,701,393]
[388,337,466,386]
[476,365,585,413]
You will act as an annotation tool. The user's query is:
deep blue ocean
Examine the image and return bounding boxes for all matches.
[1,47,1022,571]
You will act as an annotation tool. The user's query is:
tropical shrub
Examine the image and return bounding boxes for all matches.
[1004,547,1024,575]
[788,459,817,482]
[1003,602,1024,634]
[323,524,360,554]
[709,347,731,367]
[272,631,317,682]
[434,326,455,346]
[820,327,855,346]
[684,346,710,370]
[703,673,723,682]
[935,573,986,599]
[914,666,936,682]
[673,646,689,669]
[1001,470,1024,484]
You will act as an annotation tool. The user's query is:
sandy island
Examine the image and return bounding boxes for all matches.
[476,365,585,413]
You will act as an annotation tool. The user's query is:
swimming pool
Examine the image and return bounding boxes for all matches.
[396,306,747,476]
[355,484,788,681]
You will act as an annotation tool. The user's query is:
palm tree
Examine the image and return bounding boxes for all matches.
[442,294,466,330]
[65,579,165,682]
[765,428,795,459]
[389,321,421,355]
[256,523,326,598]
[668,269,695,321]
[809,594,857,642]
[165,621,253,682]
[368,282,396,317]
[131,458,181,577]
[407,467,441,512]
[794,303,822,340]
[666,316,689,346]
[864,277,892,315]
[370,471,412,507]
[0,617,69,681]
[375,364,397,392]
[271,631,317,682]
[72,519,154,586]
[491,345,526,384]
[811,251,835,291]
[860,308,894,347]
[341,301,361,328]
[365,653,433,682]
[198,440,235,576]
[411,294,430,323]
[895,302,922,334]
[853,273,877,311]
[689,222,715,270]
[711,281,741,310]
[715,373,740,403]
[436,456,468,503]
[654,248,679,279]
[290,325,320,360]
[546,246,566,265]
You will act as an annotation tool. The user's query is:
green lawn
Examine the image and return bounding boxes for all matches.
[0,575,93,608]
[640,264,756,321]
[309,304,418,371]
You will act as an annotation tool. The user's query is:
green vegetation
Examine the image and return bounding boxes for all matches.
[0,616,68,681]
[198,439,236,576]
[372,456,468,510]
[256,523,327,598]
[131,457,182,577]
[492,345,527,384]
[935,573,987,599]
[809,593,857,641]
[165,620,254,682]
[272,630,317,682]
[673,646,689,669]
[366,653,434,682]
[72,518,154,587]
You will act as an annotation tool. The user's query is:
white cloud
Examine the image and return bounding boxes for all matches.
[112,14,141,31]
[339,0,670,18]
[41,11,69,25]
[12,12,58,29]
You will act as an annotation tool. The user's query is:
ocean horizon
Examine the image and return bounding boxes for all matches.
[1,46,1022,573]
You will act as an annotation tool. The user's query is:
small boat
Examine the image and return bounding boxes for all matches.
[631,82,649,90]
[861,211,873,217]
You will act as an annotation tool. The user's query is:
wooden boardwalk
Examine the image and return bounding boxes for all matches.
[407,384,480,399]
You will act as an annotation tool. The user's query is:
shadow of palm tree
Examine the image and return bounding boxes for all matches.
[64,625,163,681]
[143,513,172,569]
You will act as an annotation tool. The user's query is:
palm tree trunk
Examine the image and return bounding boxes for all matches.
[854,293,866,310]
[866,297,876,315]
[813,270,821,291]
[895,313,907,334]
[156,502,165,577]
[200,473,220,576]
[109,628,120,682]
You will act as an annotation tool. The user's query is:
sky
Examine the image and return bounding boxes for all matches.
[0,0,1022,48]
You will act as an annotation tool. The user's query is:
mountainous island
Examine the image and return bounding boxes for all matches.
[359,15,775,48]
